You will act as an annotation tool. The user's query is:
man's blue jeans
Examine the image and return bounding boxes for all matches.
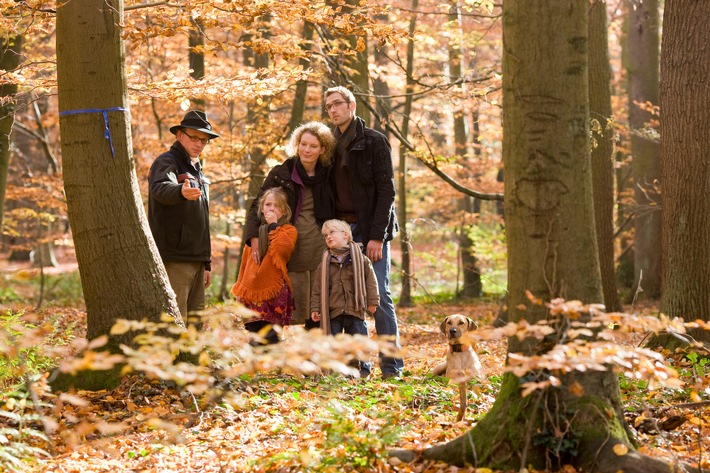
[351,224,404,377]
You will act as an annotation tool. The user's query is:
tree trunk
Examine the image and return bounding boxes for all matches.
[0,34,22,233]
[56,0,181,360]
[236,17,272,285]
[344,0,371,124]
[628,0,661,300]
[658,0,710,345]
[396,0,418,308]
[448,0,481,299]
[419,3,664,470]
[189,18,205,109]
[372,11,391,138]
[588,0,621,312]
[286,20,315,137]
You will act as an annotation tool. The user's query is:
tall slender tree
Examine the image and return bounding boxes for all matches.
[0,34,22,232]
[628,0,661,300]
[396,0,419,308]
[344,0,370,124]
[286,20,315,137]
[189,18,205,109]
[237,13,273,284]
[588,0,621,311]
[448,0,482,298]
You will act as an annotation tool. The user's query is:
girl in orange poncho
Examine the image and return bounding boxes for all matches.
[232,188,297,345]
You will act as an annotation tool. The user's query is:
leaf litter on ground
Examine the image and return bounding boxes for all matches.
[2,300,709,472]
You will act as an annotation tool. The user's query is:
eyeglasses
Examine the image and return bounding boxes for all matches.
[182,130,210,145]
[325,100,349,111]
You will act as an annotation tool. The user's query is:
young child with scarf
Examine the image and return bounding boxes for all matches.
[310,219,379,378]
[232,188,297,345]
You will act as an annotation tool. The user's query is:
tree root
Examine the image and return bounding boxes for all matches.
[388,438,701,473]
[590,440,699,473]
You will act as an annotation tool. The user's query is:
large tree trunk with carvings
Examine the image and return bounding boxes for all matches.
[416,3,687,472]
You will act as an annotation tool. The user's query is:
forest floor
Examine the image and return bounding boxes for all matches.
[1,298,706,472]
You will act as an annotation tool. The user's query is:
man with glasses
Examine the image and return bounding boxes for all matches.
[148,110,219,321]
[324,86,403,379]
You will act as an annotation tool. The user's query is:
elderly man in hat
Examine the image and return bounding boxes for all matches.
[148,110,219,320]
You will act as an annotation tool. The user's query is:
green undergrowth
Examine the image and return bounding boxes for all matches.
[0,270,84,308]
[0,309,76,392]
[230,372,479,472]
[619,348,710,413]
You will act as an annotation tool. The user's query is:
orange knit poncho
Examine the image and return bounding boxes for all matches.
[232,224,298,304]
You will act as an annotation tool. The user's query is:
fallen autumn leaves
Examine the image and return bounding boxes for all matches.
[2,301,709,473]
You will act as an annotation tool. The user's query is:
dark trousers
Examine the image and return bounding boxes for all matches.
[245,320,280,345]
[330,314,372,377]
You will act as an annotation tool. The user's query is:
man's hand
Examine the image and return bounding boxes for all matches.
[181,179,202,200]
[250,237,261,264]
[366,240,383,262]
[311,312,320,322]
[204,270,212,288]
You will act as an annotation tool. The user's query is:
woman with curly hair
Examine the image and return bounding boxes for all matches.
[243,121,336,329]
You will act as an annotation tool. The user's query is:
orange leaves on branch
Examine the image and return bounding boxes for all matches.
[355,36,366,52]
[459,296,698,396]
[59,350,125,374]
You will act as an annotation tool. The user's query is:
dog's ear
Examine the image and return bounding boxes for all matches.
[439,317,449,334]
[467,317,478,331]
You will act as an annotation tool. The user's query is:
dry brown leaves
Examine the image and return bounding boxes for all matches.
[5,301,708,473]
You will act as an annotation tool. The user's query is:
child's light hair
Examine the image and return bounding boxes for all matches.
[321,219,352,242]
[258,187,292,222]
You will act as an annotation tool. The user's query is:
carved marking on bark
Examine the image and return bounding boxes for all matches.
[515,178,568,212]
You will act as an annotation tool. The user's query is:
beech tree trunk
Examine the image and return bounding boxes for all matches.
[396,0,418,308]
[0,34,22,233]
[418,3,680,471]
[658,0,710,345]
[56,0,181,356]
[236,15,273,289]
[286,20,315,136]
[189,18,205,109]
[372,12,391,138]
[628,0,661,300]
[588,0,621,312]
[346,0,370,123]
[448,0,482,299]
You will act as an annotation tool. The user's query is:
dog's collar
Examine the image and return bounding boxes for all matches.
[450,344,469,352]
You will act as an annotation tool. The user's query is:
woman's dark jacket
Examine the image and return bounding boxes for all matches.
[244,157,333,244]
[148,142,211,270]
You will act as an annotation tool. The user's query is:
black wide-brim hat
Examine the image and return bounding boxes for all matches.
[169,110,220,139]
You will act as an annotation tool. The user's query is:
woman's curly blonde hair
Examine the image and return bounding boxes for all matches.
[285,121,335,167]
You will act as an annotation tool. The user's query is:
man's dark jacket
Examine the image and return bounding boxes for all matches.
[335,117,398,245]
[148,142,211,270]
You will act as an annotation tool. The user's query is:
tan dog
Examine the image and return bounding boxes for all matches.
[432,314,483,421]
